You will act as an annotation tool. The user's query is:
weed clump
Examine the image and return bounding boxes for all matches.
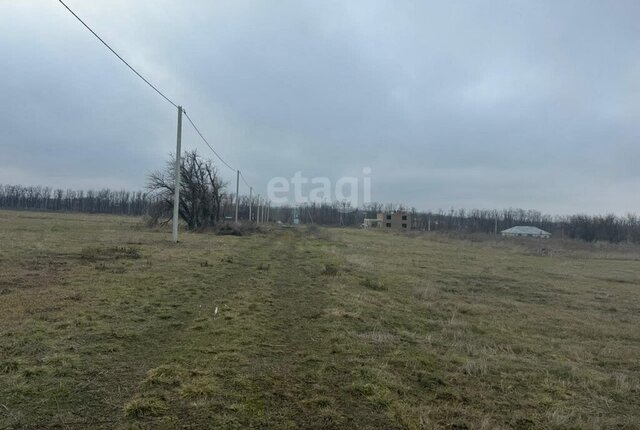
[306,224,321,234]
[142,365,183,387]
[1,360,20,374]
[216,223,261,236]
[412,286,434,300]
[179,378,217,399]
[81,246,141,262]
[321,263,339,276]
[361,277,386,291]
[21,366,47,378]
[304,224,330,240]
[462,359,487,377]
[123,397,168,418]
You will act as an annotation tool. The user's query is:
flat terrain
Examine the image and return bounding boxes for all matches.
[1,210,639,429]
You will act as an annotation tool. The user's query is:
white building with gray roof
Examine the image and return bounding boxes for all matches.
[501,226,551,238]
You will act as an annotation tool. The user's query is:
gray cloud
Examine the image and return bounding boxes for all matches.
[1,0,639,214]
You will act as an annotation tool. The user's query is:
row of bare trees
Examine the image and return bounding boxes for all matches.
[0,184,152,215]
[0,152,245,226]
[407,208,640,243]
[2,150,639,243]
[262,204,640,244]
[3,184,638,243]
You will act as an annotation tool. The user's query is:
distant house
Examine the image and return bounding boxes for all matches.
[501,226,551,238]
[362,214,383,228]
[362,211,412,230]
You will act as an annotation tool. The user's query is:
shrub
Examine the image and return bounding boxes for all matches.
[361,277,386,291]
[215,222,262,236]
[322,263,339,276]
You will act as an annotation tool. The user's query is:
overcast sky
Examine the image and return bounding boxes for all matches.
[1,0,639,215]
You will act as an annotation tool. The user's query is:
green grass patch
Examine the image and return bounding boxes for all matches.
[1,210,639,429]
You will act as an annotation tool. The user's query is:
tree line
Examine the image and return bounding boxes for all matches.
[269,203,640,243]
[2,151,639,243]
[3,183,639,243]
[0,182,256,222]
[0,184,152,215]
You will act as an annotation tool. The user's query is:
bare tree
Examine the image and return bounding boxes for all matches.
[146,150,226,229]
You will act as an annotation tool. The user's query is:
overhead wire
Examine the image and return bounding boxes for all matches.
[239,171,251,188]
[183,111,236,173]
[57,0,256,191]
[57,0,178,109]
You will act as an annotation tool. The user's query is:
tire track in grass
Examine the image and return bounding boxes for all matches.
[120,230,397,429]
[222,230,398,429]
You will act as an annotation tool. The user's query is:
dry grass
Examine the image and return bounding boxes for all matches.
[1,210,639,429]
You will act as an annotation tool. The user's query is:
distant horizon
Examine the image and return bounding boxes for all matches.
[2,1,639,216]
[2,181,637,219]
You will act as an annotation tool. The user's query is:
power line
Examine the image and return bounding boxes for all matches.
[183,111,236,173]
[57,0,178,109]
[185,110,255,192]
[239,171,251,188]
[58,0,255,191]
[185,113,255,191]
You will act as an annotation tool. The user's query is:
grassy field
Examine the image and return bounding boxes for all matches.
[1,210,639,429]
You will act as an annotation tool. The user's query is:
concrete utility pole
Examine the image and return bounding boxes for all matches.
[257,196,261,224]
[494,217,498,235]
[172,106,183,243]
[249,187,253,222]
[235,170,240,223]
[428,215,431,232]
[266,202,270,223]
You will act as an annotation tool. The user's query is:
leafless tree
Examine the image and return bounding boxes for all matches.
[146,150,226,229]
